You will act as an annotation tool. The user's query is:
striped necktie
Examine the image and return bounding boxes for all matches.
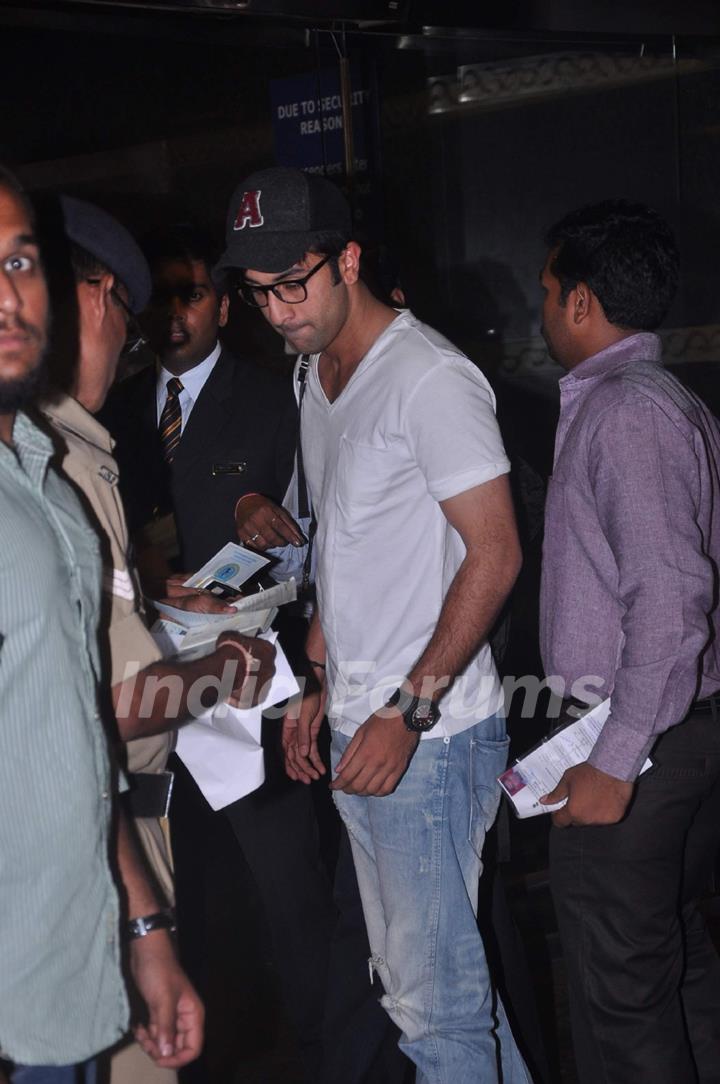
[159,377,184,463]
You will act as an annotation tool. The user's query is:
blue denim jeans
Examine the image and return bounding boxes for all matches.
[332,712,532,1084]
[10,1062,96,1084]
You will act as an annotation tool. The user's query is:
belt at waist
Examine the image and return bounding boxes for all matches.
[690,695,720,720]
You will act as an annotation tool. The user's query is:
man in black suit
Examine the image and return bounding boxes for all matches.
[104,226,297,572]
[102,224,334,1082]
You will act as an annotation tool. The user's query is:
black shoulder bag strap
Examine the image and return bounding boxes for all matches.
[296,355,316,597]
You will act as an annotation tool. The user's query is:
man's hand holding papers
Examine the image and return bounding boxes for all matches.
[163,575,236,615]
[217,630,276,709]
[499,698,649,822]
[540,762,634,827]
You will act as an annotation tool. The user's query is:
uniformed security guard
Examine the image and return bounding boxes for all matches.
[39,195,274,1084]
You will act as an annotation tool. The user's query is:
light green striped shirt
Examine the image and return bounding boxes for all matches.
[0,412,128,1065]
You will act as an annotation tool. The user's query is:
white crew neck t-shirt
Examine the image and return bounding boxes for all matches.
[302,308,511,739]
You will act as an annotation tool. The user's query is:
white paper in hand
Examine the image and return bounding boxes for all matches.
[175,704,265,811]
[183,542,269,600]
[174,632,300,810]
[498,699,652,818]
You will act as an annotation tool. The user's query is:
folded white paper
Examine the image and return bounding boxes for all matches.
[498,699,652,818]
[174,632,300,811]
[175,705,265,812]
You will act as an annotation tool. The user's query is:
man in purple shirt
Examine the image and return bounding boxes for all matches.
[538,199,720,1084]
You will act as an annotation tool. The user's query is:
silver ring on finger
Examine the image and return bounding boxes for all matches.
[249,532,261,543]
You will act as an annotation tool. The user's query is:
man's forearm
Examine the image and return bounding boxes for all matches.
[117,810,205,1068]
[117,807,163,918]
[407,542,521,700]
[113,645,248,741]
[305,609,326,668]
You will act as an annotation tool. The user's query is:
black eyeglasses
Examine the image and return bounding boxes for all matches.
[238,254,332,309]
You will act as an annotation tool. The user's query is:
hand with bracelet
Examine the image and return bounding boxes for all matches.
[235,491,306,550]
[217,630,276,709]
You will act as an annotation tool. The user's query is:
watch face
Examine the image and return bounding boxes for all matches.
[408,698,440,732]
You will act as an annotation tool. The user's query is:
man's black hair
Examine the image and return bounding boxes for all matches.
[359,243,403,306]
[143,222,223,284]
[545,199,679,331]
[0,164,31,213]
[308,230,350,286]
[0,164,35,226]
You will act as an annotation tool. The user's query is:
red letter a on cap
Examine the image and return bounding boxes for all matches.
[234,190,264,231]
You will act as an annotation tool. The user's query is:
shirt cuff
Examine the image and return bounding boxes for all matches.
[587,716,656,781]
[427,459,510,503]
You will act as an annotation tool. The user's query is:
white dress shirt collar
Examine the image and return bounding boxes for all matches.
[156,341,222,427]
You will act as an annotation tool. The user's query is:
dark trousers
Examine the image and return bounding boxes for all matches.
[480,831,551,1084]
[550,710,720,1084]
[170,722,335,1081]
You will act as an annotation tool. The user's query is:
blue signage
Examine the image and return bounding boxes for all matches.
[270,67,371,177]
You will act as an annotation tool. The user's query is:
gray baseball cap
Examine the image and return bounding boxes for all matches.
[60,195,152,313]
[216,167,352,275]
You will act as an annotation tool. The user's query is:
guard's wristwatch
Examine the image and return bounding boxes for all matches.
[125,909,177,941]
[387,687,441,733]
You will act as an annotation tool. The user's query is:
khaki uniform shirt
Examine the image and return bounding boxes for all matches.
[44,394,174,902]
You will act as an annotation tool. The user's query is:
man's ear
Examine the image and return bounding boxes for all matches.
[572,281,592,325]
[339,241,361,286]
[77,272,114,329]
[218,293,229,328]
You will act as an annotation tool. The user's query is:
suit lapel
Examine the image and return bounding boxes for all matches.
[139,365,160,444]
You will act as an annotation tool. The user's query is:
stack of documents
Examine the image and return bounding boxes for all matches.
[149,542,296,659]
[148,543,301,810]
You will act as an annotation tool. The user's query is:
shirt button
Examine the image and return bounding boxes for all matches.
[102,789,109,800]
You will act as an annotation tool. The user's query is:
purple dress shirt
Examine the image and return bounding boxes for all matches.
[540,332,720,781]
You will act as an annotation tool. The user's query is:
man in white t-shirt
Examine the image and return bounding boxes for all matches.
[217,167,531,1084]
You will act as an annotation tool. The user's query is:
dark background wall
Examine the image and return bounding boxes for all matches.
[380,52,720,366]
[2,8,720,371]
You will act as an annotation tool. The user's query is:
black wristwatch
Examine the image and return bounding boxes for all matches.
[125,909,177,941]
[386,687,441,733]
